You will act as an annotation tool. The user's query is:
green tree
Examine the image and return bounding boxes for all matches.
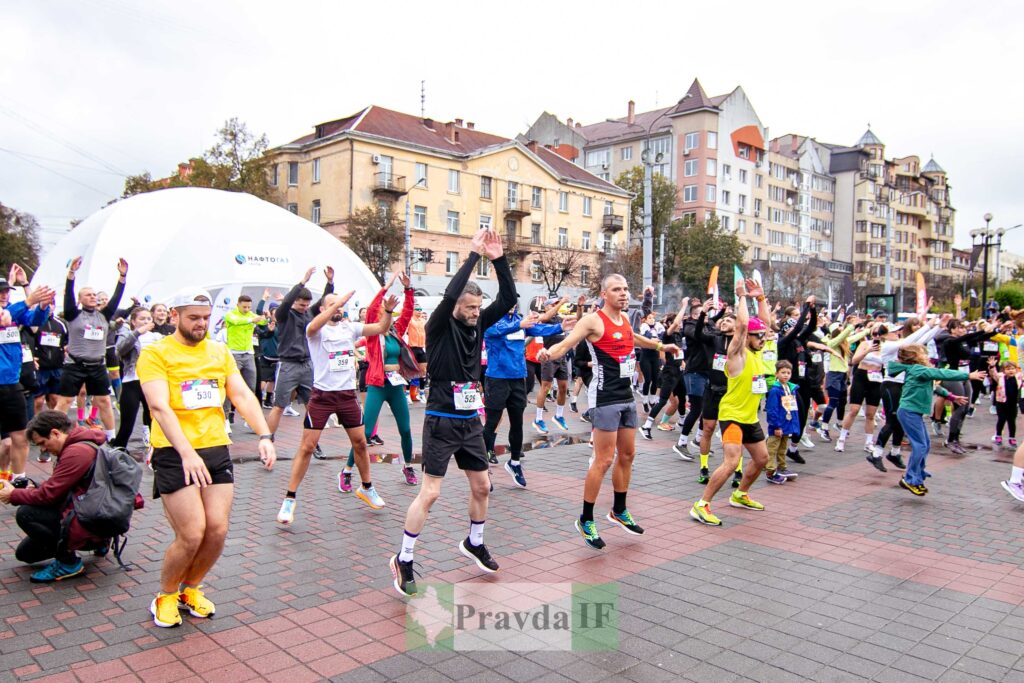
[343,207,405,282]
[122,172,155,198]
[665,215,746,294]
[0,202,42,273]
[1010,263,1024,283]
[994,284,1024,311]
[614,167,678,242]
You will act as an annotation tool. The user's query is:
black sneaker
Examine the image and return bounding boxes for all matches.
[886,453,907,470]
[570,401,579,414]
[228,412,235,424]
[312,443,326,460]
[866,455,888,472]
[731,471,741,489]
[487,450,498,465]
[607,509,645,535]
[575,518,607,550]
[580,410,592,424]
[389,554,419,596]
[788,450,806,465]
[639,426,653,441]
[370,435,385,446]
[459,538,499,573]
[697,467,710,484]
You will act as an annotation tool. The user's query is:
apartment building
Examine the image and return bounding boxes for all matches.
[266,106,631,299]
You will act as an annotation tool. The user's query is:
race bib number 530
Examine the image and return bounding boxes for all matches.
[180,379,220,410]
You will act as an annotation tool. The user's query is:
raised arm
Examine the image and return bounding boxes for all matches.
[427,250,480,335]
[477,229,517,331]
[63,256,82,321]
[307,290,355,337]
[362,295,398,337]
[725,281,750,376]
[310,266,335,316]
[102,259,128,320]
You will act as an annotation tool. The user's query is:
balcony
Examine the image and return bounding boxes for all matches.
[601,214,624,232]
[503,233,535,256]
[372,172,407,198]
[504,199,531,218]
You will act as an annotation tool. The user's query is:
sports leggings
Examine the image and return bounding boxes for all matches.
[996,401,1018,438]
[112,379,150,449]
[483,405,525,459]
[639,352,660,398]
[875,382,904,450]
[649,370,685,422]
[347,383,412,467]
[680,392,703,436]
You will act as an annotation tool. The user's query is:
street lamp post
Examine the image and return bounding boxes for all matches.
[994,223,1024,289]
[981,212,993,316]
[404,177,427,274]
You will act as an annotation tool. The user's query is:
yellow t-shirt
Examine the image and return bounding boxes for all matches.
[719,348,766,424]
[137,335,239,450]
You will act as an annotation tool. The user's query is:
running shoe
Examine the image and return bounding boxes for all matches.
[575,518,606,549]
[150,593,182,628]
[697,467,710,484]
[945,441,966,455]
[389,554,418,596]
[29,558,84,583]
[731,470,741,488]
[639,426,653,441]
[808,419,821,430]
[834,440,846,453]
[863,443,875,454]
[179,586,215,618]
[689,502,721,526]
[990,405,998,415]
[778,469,798,480]
[898,478,926,496]
[657,422,674,432]
[459,538,499,572]
[788,450,806,464]
[505,460,527,488]
[370,435,385,446]
[283,406,300,417]
[729,491,765,510]
[967,406,976,418]
[1001,480,1024,503]
[338,470,353,493]
[402,466,418,486]
[312,443,326,460]
[570,401,578,413]
[356,485,386,509]
[866,455,887,473]
[553,416,569,431]
[487,450,498,464]
[533,419,549,434]
[224,419,232,435]
[766,472,786,485]
[607,509,644,535]
[931,421,944,437]
[799,435,815,449]
[817,426,832,442]
[262,398,274,409]
[276,498,296,524]
[992,435,1003,446]
[673,444,694,461]
[36,452,51,463]
[580,410,592,424]
[886,452,907,470]
[1011,438,1018,447]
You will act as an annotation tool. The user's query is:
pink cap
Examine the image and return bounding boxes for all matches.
[747,318,767,333]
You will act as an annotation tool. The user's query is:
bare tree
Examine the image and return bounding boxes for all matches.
[342,206,404,282]
[595,244,641,295]
[532,247,594,295]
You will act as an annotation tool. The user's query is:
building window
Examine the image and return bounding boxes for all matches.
[585,149,610,167]
[755,174,763,188]
[738,145,749,159]
[721,164,731,179]
[684,159,698,177]
[312,158,321,184]
[683,185,698,203]
[582,231,591,250]
[684,132,699,151]
[754,222,763,236]
[480,176,492,200]
[580,265,590,286]
[621,146,632,161]
[288,162,298,186]
[447,210,460,234]
[477,258,490,277]
[707,132,718,149]
[738,194,747,211]
[722,216,731,230]
[705,185,716,202]
[415,162,427,187]
[446,251,458,274]
[681,211,696,226]
[602,233,613,252]
[706,159,716,176]
[721,190,731,205]
[377,200,390,215]
[532,186,542,208]
[479,215,492,231]
[738,169,747,184]
[414,205,427,230]
[448,169,460,193]
[753,247,762,260]
[531,261,543,283]
[411,249,426,273]
[286,203,298,214]
[558,227,568,247]
[583,196,592,216]
[507,180,519,204]
[604,200,614,215]
[531,223,541,244]
[737,218,746,234]
[270,164,278,186]
[311,200,321,224]
[559,191,568,212]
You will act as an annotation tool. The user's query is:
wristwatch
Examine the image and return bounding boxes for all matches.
[259,434,274,442]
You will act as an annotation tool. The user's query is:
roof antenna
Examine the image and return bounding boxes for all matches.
[655,89,659,107]
[420,80,425,119]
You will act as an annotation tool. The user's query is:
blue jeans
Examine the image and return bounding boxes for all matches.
[897,407,929,486]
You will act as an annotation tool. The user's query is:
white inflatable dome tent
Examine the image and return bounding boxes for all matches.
[31,188,382,325]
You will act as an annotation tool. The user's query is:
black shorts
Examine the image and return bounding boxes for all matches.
[35,368,62,397]
[151,445,234,498]
[849,369,882,407]
[702,386,726,421]
[0,383,28,434]
[484,377,527,412]
[258,357,279,380]
[411,347,427,364]
[800,383,826,407]
[105,347,118,369]
[721,420,766,445]
[660,364,684,391]
[58,361,111,397]
[421,414,488,477]
[540,358,568,383]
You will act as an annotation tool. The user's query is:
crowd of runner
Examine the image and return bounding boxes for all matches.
[1,227,1023,628]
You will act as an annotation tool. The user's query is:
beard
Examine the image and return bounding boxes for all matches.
[454,310,478,326]
[179,324,207,343]
[331,314,343,322]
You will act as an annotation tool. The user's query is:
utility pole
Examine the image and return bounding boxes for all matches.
[643,160,653,294]
[884,202,893,294]
[658,230,665,305]
[405,178,426,273]
[981,212,993,317]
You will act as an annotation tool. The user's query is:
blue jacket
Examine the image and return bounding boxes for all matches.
[1,302,49,385]
[484,313,563,379]
[766,381,800,434]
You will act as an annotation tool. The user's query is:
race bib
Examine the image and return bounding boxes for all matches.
[22,344,33,363]
[762,350,777,363]
[619,352,636,378]
[781,394,797,411]
[712,353,727,371]
[0,326,20,344]
[252,334,260,347]
[83,325,105,341]
[811,352,823,364]
[958,361,970,372]
[481,348,488,364]
[798,361,806,378]
[180,379,220,410]
[453,381,483,410]
[506,329,525,341]
[867,371,883,383]
[674,348,684,361]
[983,341,999,353]
[40,331,61,347]
[752,375,768,394]
[386,371,407,386]
[328,350,354,372]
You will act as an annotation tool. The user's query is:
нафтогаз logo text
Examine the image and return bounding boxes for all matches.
[234,254,290,265]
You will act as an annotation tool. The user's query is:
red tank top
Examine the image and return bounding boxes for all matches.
[587,309,636,407]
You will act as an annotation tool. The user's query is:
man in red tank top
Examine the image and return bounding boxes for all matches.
[539,275,679,550]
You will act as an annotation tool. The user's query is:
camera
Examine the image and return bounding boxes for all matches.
[10,477,36,489]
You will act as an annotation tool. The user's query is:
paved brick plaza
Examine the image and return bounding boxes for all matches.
[2,400,1023,683]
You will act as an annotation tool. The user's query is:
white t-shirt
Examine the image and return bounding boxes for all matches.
[308,321,364,391]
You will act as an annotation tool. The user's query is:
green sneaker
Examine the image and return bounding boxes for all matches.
[606,509,644,535]
[697,467,710,484]
[575,518,606,550]
[689,502,722,526]
[729,491,764,510]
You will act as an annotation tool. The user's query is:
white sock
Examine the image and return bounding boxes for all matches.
[556,404,564,419]
[865,434,875,447]
[872,445,883,459]
[536,407,544,422]
[678,434,688,447]
[1011,466,1024,484]
[104,429,115,440]
[469,519,485,546]
[398,531,417,562]
[643,417,654,429]
[839,429,850,441]
[12,472,25,480]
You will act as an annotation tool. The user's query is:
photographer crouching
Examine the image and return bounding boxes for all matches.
[0,410,106,583]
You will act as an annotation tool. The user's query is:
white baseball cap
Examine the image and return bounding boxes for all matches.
[168,287,213,309]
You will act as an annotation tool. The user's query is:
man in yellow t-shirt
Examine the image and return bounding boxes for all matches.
[138,287,276,629]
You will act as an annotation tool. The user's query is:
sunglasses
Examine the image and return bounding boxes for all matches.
[750,332,766,339]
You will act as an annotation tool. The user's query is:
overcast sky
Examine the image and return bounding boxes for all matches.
[3,0,1022,259]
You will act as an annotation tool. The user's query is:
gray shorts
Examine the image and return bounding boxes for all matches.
[274,359,313,408]
[590,401,638,433]
[541,357,569,383]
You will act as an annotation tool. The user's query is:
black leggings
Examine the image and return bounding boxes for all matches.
[680,391,703,436]
[639,353,660,398]
[996,401,1018,438]
[875,382,905,450]
[112,379,150,449]
[483,405,525,458]
[970,379,986,405]
[649,370,685,421]
[525,362,542,395]
[16,505,77,564]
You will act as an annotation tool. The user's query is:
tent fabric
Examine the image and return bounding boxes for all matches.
[31,188,382,319]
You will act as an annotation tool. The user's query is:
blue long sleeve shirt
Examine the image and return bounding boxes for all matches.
[1,302,49,385]
[766,381,800,434]
[484,313,563,379]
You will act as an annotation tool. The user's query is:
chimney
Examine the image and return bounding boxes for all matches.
[455,118,463,127]
[567,117,574,128]
[466,122,474,129]
[423,118,434,129]
[575,122,581,129]
[627,100,635,125]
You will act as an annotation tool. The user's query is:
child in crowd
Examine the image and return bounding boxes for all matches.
[988,358,1020,447]
[765,360,800,484]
